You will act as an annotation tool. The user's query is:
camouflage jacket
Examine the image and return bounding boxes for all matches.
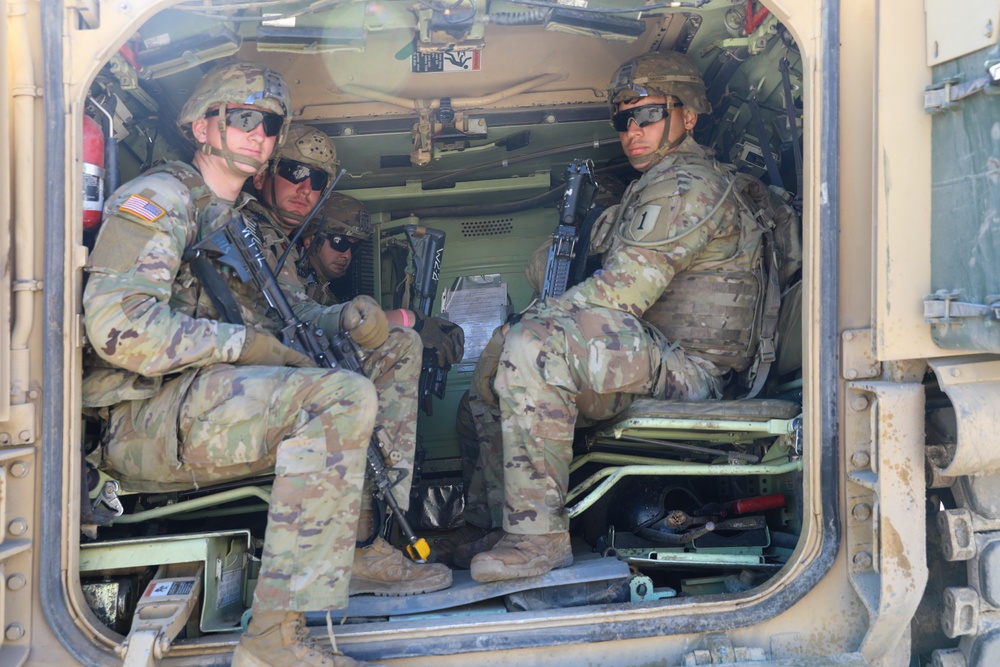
[534,136,761,372]
[298,262,339,308]
[82,162,344,408]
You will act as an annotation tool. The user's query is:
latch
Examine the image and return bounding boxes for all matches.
[924,62,1000,113]
[91,479,125,524]
[923,289,1000,323]
[118,564,204,667]
[411,98,488,166]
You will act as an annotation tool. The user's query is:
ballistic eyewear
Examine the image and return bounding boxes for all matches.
[611,103,681,132]
[276,159,330,191]
[322,235,357,253]
[204,108,284,137]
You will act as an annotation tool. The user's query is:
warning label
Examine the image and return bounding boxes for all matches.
[146,579,195,598]
[412,50,482,73]
[216,568,242,610]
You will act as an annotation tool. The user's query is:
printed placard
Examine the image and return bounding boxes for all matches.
[145,579,195,598]
[412,50,482,73]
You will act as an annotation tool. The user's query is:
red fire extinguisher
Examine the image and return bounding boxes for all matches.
[83,114,105,230]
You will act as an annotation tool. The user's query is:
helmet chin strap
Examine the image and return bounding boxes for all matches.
[628,120,690,172]
[198,103,268,176]
[266,175,306,232]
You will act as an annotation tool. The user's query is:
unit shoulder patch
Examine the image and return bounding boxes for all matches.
[627,204,663,241]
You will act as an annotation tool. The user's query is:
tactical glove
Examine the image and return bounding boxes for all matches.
[471,325,506,407]
[413,312,466,366]
[237,328,314,368]
[341,295,389,349]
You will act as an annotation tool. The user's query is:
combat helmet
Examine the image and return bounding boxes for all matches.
[309,193,372,243]
[261,124,340,227]
[177,60,291,173]
[273,124,340,179]
[607,51,711,116]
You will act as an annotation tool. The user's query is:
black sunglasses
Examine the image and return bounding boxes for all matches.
[610,103,681,132]
[322,235,357,253]
[204,108,284,137]
[276,159,330,191]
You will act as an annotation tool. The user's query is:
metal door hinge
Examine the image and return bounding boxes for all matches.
[924,290,1000,322]
[924,62,1000,113]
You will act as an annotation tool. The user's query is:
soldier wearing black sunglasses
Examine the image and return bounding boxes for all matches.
[249,128,457,599]
[83,61,391,667]
[461,51,773,584]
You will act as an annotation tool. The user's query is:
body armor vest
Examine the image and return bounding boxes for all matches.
[612,147,765,373]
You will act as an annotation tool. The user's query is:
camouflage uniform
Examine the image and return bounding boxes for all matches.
[83,162,375,612]
[492,51,764,535]
[252,201,422,512]
[455,389,504,530]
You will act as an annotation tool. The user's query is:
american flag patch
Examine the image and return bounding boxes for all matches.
[118,194,166,222]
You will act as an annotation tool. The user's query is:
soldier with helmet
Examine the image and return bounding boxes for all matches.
[249,130,456,598]
[459,51,764,583]
[82,61,383,666]
[298,192,374,304]
[296,192,466,385]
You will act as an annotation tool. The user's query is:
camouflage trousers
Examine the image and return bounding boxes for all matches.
[104,363,377,613]
[493,305,723,534]
[360,325,422,512]
[456,389,504,530]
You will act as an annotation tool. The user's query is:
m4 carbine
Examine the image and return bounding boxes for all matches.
[542,159,598,299]
[404,224,447,416]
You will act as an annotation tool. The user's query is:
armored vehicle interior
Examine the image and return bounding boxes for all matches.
[75,0,808,661]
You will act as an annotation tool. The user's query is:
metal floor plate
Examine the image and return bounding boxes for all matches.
[310,556,630,620]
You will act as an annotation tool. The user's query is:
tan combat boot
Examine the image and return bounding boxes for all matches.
[350,537,453,595]
[431,523,492,567]
[469,531,573,583]
[232,611,380,666]
[452,528,503,569]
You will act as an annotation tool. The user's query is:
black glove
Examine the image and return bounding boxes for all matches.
[413,312,465,367]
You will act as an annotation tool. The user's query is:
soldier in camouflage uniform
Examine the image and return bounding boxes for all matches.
[296,192,465,369]
[82,62,384,667]
[465,51,765,583]
[249,129,456,595]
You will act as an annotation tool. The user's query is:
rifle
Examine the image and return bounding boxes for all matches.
[191,215,431,562]
[403,225,447,416]
[541,159,597,299]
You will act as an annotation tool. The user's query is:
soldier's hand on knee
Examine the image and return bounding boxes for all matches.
[414,313,465,366]
[341,295,389,349]
[472,325,506,407]
[238,328,314,368]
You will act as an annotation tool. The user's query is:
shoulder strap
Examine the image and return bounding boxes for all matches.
[165,163,247,326]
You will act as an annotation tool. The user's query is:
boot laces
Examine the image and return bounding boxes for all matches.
[286,613,345,664]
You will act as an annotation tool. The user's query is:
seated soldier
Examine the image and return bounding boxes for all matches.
[83,61,379,666]
[248,128,456,595]
[462,51,768,583]
[297,192,465,370]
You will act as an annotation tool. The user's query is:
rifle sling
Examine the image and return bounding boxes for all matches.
[187,251,246,326]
